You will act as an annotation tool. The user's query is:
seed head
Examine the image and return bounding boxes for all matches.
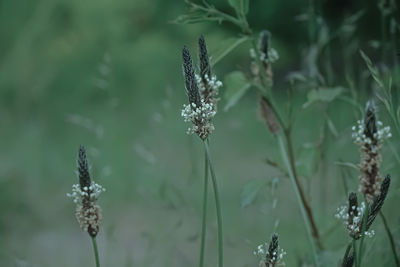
[352,101,391,202]
[260,96,281,134]
[254,233,286,267]
[67,145,105,237]
[182,46,201,107]
[198,35,211,81]
[259,30,271,58]
[367,174,391,229]
[364,100,377,140]
[78,145,91,191]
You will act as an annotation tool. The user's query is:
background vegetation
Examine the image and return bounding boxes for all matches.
[0,0,399,266]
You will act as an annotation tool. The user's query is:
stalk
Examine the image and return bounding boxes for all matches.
[353,239,358,267]
[278,135,319,266]
[284,128,323,250]
[203,140,223,267]
[91,236,100,267]
[199,149,209,267]
[380,211,400,267]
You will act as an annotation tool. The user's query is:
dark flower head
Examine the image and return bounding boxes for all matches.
[259,30,271,57]
[78,145,91,191]
[364,100,377,140]
[182,46,201,107]
[198,35,211,80]
[266,233,279,264]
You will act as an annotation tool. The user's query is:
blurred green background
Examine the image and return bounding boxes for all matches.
[1,0,399,266]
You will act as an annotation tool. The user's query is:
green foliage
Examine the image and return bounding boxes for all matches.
[303,87,344,108]
[240,177,268,208]
[223,71,251,111]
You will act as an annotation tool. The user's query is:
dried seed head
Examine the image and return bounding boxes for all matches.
[78,145,91,191]
[182,46,201,107]
[352,101,391,202]
[259,96,281,134]
[198,35,211,80]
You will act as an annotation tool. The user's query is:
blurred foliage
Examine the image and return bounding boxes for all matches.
[0,0,399,266]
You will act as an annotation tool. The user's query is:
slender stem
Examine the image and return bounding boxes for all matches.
[380,211,400,267]
[277,135,319,266]
[353,239,358,267]
[91,236,100,267]
[357,202,369,267]
[203,140,223,267]
[284,128,323,250]
[199,149,209,267]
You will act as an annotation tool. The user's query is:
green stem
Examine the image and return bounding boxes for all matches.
[357,202,369,267]
[199,149,209,267]
[380,211,400,267]
[284,128,322,250]
[277,135,319,266]
[203,140,223,267]
[353,239,358,267]
[91,236,100,267]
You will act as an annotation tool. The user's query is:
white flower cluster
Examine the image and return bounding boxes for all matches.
[335,202,374,238]
[253,242,286,266]
[250,48,279,64]
[352,120,391,148]
[67,182,105,236]
[67,182,106,203]
[195,74,223,93]
[181,99,216,135]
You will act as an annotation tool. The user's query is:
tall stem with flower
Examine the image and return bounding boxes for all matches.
[67,145,105,267]
[181,36,223,267]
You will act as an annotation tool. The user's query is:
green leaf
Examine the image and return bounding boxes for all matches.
[360,50,384,89]
[303,87,344,108]
[228,0,249,15]
[223,71,251,111]
[211,36,248,67]
[296,143,318,177]
[240,178,267,208]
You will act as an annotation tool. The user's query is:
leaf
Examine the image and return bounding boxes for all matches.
[360,50,384,89]
[326,115,338,137]
[228,0,249,15]
[296,144,318,177]
[211,36,248,67]
[240,178,268,208]
[223,71,251,111]
[303,87,344,108]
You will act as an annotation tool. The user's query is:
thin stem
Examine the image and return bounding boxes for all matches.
[91,236,100,267]
[380,211,400,267]
[199,149,209,267]
[277,135,319,266]
[284,128,323,250]
[353,239,358,267]
[357,202,369,267]
[203,140,223,267]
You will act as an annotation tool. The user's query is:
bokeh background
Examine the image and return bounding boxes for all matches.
[1,0,399,266]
